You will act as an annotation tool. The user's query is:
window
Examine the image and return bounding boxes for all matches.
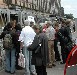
[3,0,6,3]
[3,0,12,4]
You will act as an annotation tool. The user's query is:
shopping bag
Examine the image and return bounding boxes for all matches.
[18,50,25,68]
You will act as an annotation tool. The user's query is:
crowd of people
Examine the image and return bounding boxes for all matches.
[0,18,75,75]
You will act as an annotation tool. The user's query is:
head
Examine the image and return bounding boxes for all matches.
[15,23,22,31]
[46,21,52,28]
[24,20,30,26]
[6,22,12,31]
[11,20,16,28]
[54,22,59,29]
[61,19,66,27]
[33,25,40,34]
[65,19,71,27]
[43,24,47,29]
[30,21,34,27]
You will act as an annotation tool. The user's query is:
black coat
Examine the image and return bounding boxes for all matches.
[57,26,72,46]
[28,33,49,66]
[57,25,73,52]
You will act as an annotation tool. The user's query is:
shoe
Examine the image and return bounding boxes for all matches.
[31,73,36,75]
[10,71,15,74]
[60,62,65,64]
[16,66,23,70]
[31,71,36,75]
[56,59,61,61]
[52,64,56,67]
[47,65,52,68]
[5,70,10,73]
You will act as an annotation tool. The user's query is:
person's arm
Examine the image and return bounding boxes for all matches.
[20,42,23,51]
[27,35,39,51]
[0,32,5,39]
[65,27,72,42]
[18,30,24,51]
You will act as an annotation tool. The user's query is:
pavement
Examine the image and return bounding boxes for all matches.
[0,61,64,75]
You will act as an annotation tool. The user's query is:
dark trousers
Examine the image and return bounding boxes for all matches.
[15,43,20,68]
[73,26,75,32]
[54,39,61,61]
[35,65,47,75]
[61,46,67,63]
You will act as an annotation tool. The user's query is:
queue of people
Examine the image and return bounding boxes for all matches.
[0,18,74,75]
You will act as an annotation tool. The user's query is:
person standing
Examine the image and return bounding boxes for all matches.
[15,23,22,69]
[46,21,56,68]
[28,25,49,75]
[19,20,36,75]
[0,22,16,74]
[64,19,73,58]
[57,19,73,64]
[54,22,61,61]
[57,20,66,64]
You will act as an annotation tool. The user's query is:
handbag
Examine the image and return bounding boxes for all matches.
[18,50,25,68]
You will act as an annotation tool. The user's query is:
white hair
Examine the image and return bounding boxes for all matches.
[24,20,30,26]
[47,21,53,26]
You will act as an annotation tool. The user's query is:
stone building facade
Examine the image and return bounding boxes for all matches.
[0,0,61,16]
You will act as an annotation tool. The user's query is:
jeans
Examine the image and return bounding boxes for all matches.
[5,48,16,73]
[23,47,36,75]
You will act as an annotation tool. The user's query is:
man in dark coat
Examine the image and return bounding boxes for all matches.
[28,25,49,75]
[57,19,73,64]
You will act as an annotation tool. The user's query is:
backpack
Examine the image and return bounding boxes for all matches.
[3,33,13,50]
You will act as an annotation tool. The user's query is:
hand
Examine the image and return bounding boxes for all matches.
[20,48,23,53]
